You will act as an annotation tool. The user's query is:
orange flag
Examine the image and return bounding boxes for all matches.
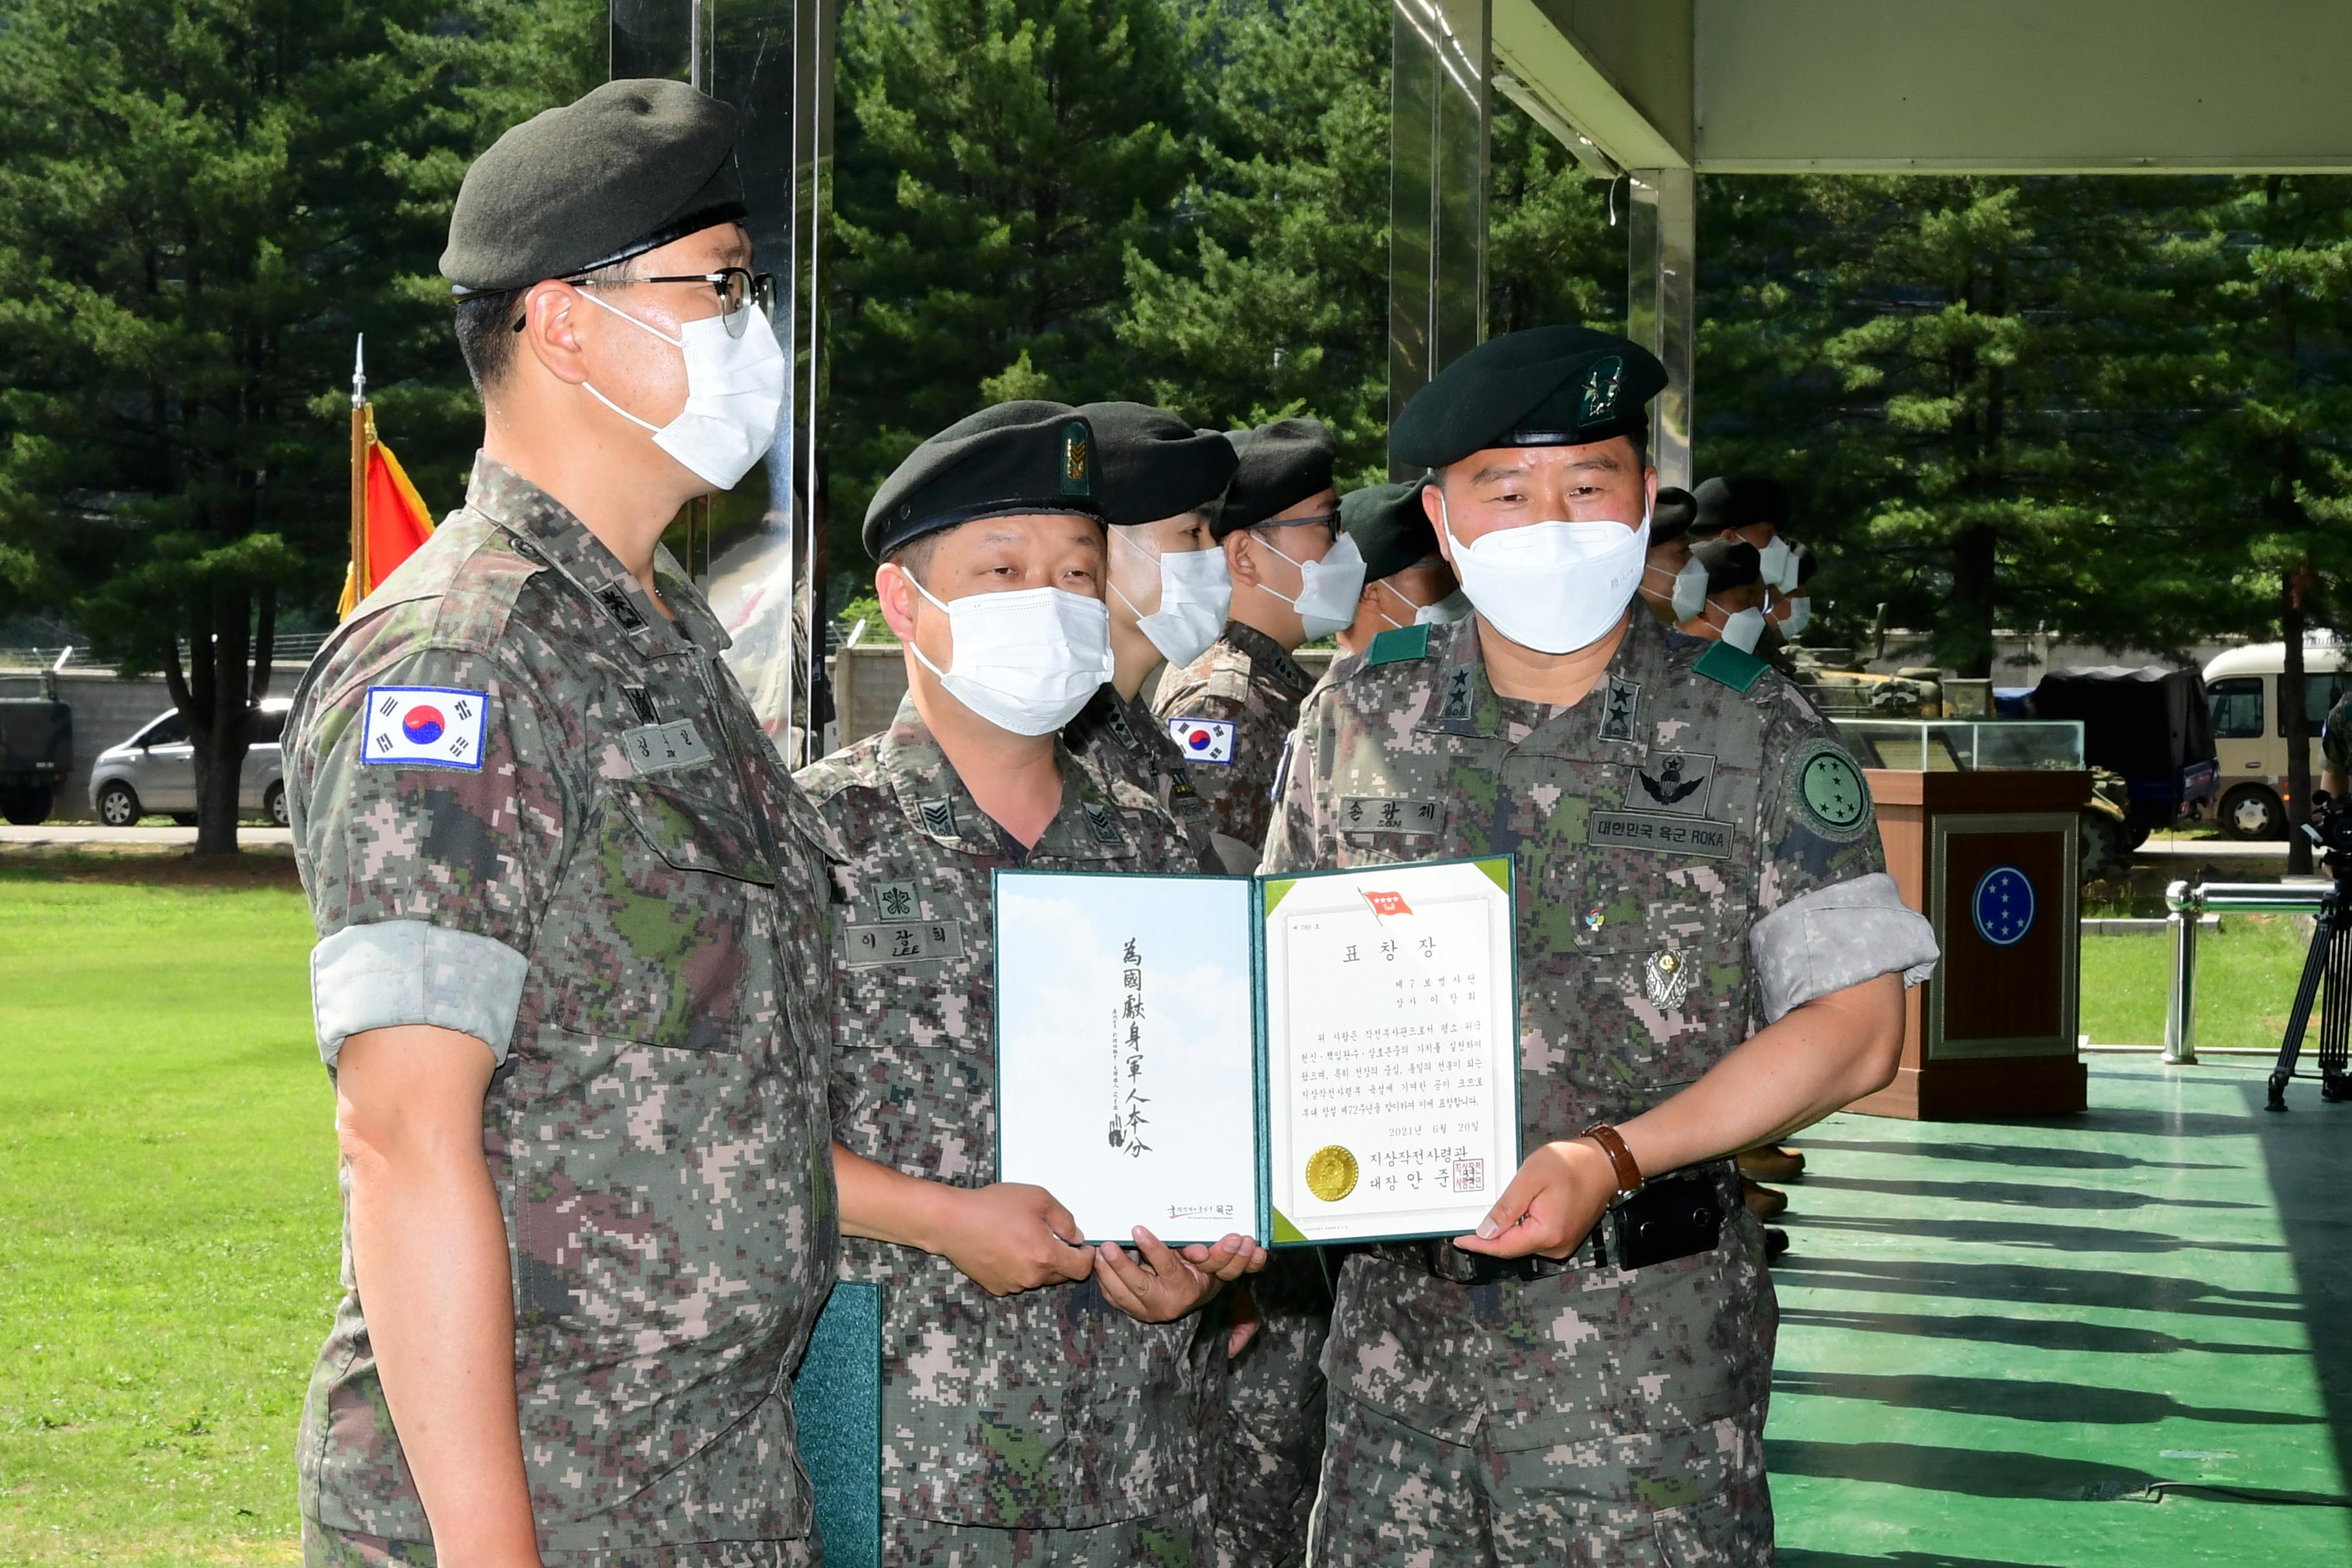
[338,407,435,618]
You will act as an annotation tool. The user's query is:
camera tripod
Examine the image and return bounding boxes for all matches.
[2266,845,2352,1112]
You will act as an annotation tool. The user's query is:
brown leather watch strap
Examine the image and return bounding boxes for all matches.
[1580,1121,1644,1200]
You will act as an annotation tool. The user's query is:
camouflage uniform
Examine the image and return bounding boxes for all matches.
[1153,621,1315,871]
[1202,1255,1330,1568]
[286,458,841,1567]
[2325,691,2352,782]
[794,697,1217,1563]
[1064,684,1222,874]
[1262,612,1937,1566]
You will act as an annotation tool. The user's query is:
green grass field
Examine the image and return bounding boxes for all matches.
[0,856,331,1567]
[0,855,2316,1562]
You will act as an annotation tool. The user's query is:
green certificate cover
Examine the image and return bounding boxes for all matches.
[993,856,1519,1248]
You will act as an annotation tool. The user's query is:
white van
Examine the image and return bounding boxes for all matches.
[2201,642,2352,838]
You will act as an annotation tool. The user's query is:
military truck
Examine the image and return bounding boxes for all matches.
[0,696,73,825]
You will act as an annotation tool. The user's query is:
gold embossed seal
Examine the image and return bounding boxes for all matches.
[1305,1144,1359,1202]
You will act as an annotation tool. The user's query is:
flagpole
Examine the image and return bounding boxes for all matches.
[348,336,368,614]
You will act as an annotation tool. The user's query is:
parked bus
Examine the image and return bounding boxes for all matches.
[2201,642,2352,838]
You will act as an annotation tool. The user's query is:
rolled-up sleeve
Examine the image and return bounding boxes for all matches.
[1747,870,1940,1023]
[291,636,569,1069]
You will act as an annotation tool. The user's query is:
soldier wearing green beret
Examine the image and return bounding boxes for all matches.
[1260,325,1939,1565]
[1329,478,1469,657]
[1060,401,1239,872]
[797,401,1268,1565]
[1153,418,1361,872]
[287,81,843,1566]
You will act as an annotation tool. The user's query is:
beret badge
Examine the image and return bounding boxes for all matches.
[1581,355,1625,424]
[1061,420,1092,497]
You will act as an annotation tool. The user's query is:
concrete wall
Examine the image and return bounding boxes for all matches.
[0,666,308,821]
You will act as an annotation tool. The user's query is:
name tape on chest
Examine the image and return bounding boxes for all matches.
[1168,716,1237,765]
[841,919,965,969]
[622,718,714,776]
[361,686,488,770]
[1338,795,1447,836]
[1588,810,1734,858]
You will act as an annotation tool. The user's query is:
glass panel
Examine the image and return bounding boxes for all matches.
[1834,720,2084,772]
[2208,676,2263,740]
[1386,0,1487,476]
[142,712,188,747]
[2285,670,2352,735]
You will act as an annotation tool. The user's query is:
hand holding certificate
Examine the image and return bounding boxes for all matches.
[992,857,1518,1247]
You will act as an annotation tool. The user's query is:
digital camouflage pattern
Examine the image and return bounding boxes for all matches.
[794,697,1218,1541]
[288,458,841,1565]
[1064,685,1222,873]
[884,1496,1209,1565]
[1203,1255,1330,1568]
[1152,621,1316,867]
[1262,611,1930,1565]
[2326,690,2352,781]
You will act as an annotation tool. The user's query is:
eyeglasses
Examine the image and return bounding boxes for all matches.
[1257,511,1341,541]
[517,267,779,337]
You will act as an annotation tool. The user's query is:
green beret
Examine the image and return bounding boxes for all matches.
[1211,418,1337,539]
[865,400,1104,562]
[444,79,746,295]
[1075,402,1239,525]
[1340,480,1439,582]
[1651,485,1698,546]
[1390,326,1667,469]
[1690,534,1763,595]
[1692,475,1789,536]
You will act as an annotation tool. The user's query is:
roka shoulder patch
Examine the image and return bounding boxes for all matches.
[1794,741,1874,840]
[361,685,487,770]
[1694,638,1768,694]
[1365,623,1431,667]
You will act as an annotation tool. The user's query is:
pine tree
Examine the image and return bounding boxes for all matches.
[830,0,1195,564]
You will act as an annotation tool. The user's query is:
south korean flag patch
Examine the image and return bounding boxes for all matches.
[361,685,489,771]
[1168,716,1237,765]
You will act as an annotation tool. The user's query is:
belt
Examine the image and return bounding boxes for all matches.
[1368,1161,1739,1287]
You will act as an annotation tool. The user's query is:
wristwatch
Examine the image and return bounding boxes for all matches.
[1580,1121,1645,1203]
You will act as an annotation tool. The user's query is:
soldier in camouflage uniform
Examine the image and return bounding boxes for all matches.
[1062,402,1239,874]
[1264,328,1938,1566]
[289,83,840,1566]
[801,402,1267,1566]
[1154,418,1360,872]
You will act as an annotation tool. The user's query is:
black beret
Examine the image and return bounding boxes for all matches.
[1340,480,1440,582]
[1390,326,1667,469]
[1690,534,1763,594]
[1651,485,1699,546]
[864,400,1104,562]
[1211,418,1338,539]
[1692,475,1790,536]
[444,80,746,295]
[1075,402,1239,525]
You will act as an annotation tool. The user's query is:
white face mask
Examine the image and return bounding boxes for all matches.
[1668,556,1709,622]
[578,292,787,491]
[1774,594,1812,638]
[1257,529,1368,640]
[1109,533,1231,667]
[1756,535,1797,593]
[1714,602,1768,654]
[1437,492,1649,656]
[904,570,1113,736]
[1419,588,1472,625]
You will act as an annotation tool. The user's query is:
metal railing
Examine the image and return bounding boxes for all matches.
[2163,878,2338,1064]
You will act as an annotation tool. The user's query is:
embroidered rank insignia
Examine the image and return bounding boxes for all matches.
[1082,801,1121,845]
[1600,676,1641,742]
[1168,716,1236,765]
[1440,667,1476,723]
[917,798,957,839]
[622,684,659,724]
[1103,702,1139,750]
[622,719,713,776]
[1644,950,1694,1011]
[360,686,487,771]
[1061,419,1093,496]
[596,584,647,630]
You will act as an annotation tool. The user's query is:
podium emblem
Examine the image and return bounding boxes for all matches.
[1972,865,2036,947]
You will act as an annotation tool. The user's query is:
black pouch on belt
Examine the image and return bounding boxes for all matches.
[1603,1163,1729,1271]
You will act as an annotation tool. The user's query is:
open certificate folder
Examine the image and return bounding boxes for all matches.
[992,856,1519,1247]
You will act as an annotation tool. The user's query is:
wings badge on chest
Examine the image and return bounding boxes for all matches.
[1635,752,1716,816]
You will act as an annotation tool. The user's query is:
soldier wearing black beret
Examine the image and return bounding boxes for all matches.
[1694,473,1803,596]
[1152,416,1356,872]
[1637,484,1703,625]
[1259,325,1937,1567]
[798,401,1266,1568]
[1061,400,1239,872]
[1676,534,1770,652]
[1330,478,1466,656]
[289,78,843,1567]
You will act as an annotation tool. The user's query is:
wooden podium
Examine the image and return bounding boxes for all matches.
[1850,769,2090,1119]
